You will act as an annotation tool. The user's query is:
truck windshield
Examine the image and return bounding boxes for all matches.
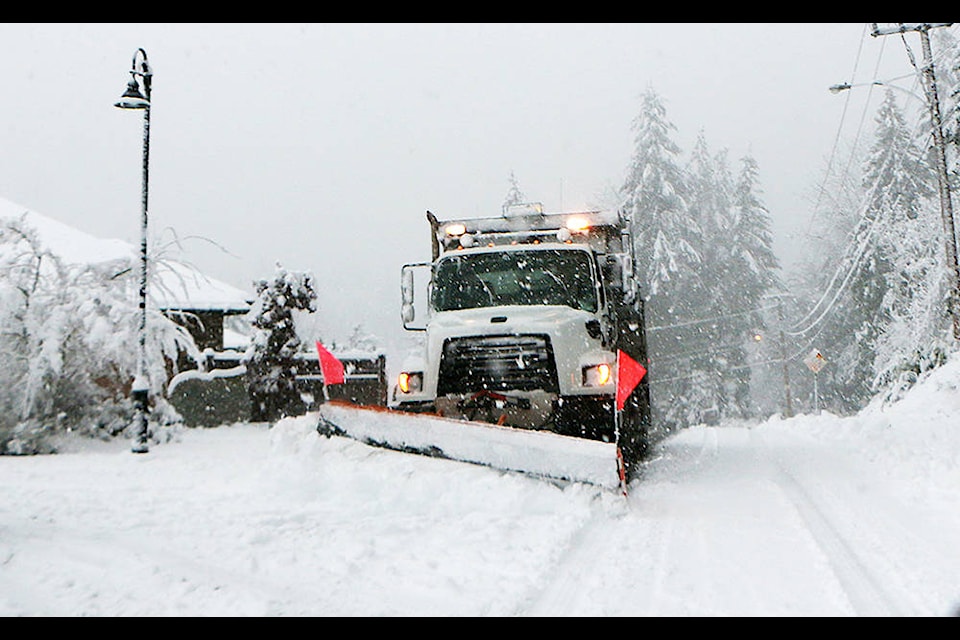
[432,249,599,313]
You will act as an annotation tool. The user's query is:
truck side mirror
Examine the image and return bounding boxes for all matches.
[603,255,623,288]
[401,267,414,316]
[401,262,430,331]
[620,254,638,303]
[606,253,637,303]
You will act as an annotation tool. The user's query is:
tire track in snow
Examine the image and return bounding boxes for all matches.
[520,514,608,616]
[646,424,724,615]
[519,427,722,616]
[1,504,357,616]
[751,428,905,617]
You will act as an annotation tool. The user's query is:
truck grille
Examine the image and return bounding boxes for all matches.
[437,334,559,395]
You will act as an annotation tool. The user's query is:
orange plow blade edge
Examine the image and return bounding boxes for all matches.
[317,401,622,490]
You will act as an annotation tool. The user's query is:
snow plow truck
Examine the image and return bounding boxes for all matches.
[318,203,651,492]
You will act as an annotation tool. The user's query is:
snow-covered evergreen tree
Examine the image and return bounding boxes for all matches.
[502,171,526,212]
[796,89,942,412]
[687,131,730,245]
[682,135,783,422]
[865,89,946,398]
[339,323,382,354]
[244,263,317,422]
[620,87,703,429]
[681,132,732,421]
[619,89,783,427]
[622,88,700,300]
[723,152,784,417]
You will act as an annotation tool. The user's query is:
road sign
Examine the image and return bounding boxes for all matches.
[804,349,826,373]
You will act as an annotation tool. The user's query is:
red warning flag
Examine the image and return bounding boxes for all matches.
[316,341,345,385]
[616,350,647,411]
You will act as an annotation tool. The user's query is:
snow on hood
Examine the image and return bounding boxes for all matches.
[430,303,595,333]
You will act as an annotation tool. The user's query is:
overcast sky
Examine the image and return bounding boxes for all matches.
[0,23,931,351]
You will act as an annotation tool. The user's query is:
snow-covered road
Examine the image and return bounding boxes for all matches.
[2,397,958,616]
[521,423,960,616]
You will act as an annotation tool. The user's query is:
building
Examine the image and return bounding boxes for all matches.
[0,196,253,359]
[1,197,386,425]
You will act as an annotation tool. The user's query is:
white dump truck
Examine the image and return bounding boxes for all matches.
[319,203,651,490]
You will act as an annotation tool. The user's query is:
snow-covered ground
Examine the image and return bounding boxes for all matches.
[2,354,959,616]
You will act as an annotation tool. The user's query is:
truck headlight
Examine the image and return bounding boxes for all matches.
[397,371,423,394]
[582,363,612,387]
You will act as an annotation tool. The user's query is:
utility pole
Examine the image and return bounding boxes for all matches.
[776,297,793,418]
[760,293,794,418]
[871,23,960,342]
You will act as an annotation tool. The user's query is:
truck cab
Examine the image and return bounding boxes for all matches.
[390,204,646,444]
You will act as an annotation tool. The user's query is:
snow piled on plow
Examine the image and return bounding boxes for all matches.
[317,403,622,489]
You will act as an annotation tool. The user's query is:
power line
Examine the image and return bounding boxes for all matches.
[646,303,779,333]
[804,23,870,239]
[648,323,832,387]
[652,337,758,365]
[785,147,897,338]
[835,35,887,201]
[787,25,883,337]
[784,210,881,337]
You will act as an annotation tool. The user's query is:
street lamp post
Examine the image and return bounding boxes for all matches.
[828,79,921,100]
[115,48,152,453]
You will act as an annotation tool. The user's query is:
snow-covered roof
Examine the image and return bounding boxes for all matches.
[0,196,252,313]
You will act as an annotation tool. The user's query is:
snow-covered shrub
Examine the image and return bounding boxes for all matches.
[0,216,195,454]
[330,323,384,355]
[244,263,317,422]
[874,343,950,404]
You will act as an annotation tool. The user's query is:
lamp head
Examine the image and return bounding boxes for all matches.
[115,76,149,109]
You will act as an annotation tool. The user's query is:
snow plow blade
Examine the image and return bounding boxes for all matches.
[317,400,622,490]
